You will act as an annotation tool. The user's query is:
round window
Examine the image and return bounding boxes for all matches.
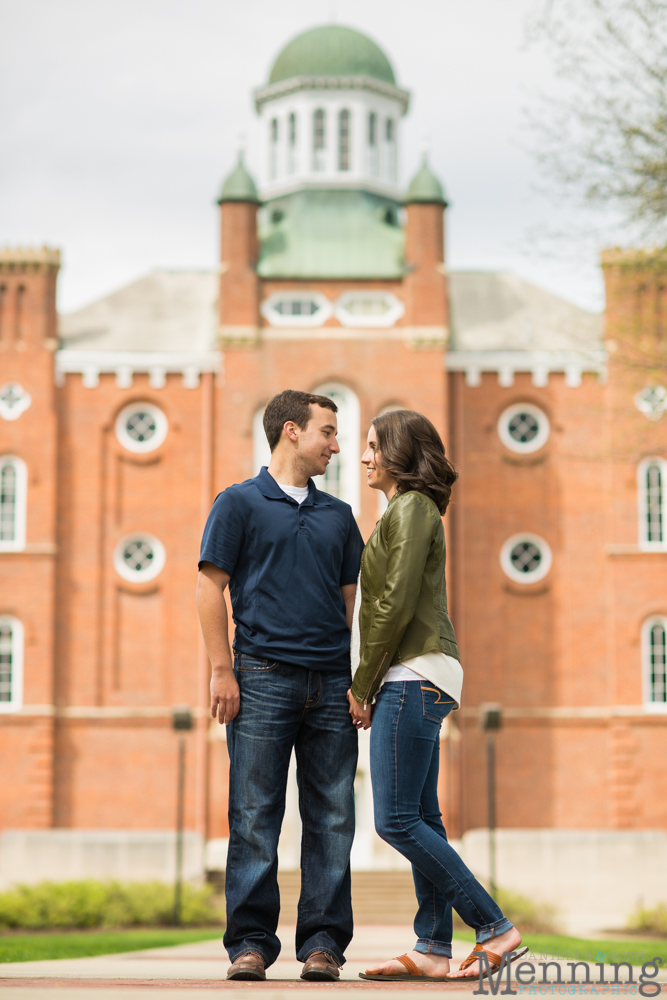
[0,382,32,422]
[497,403,550,454]
[113,533,166,583]
[500,533,552,584]
[115,403,168,453]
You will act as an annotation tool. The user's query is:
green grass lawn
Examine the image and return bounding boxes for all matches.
[453,930,667,965]
[0,927,223,964]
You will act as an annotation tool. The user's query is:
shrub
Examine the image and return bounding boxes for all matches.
[627,903,667,936]
[452,887,559,934]
[0,880,223,930]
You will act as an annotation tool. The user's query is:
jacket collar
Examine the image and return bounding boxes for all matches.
[254,467,331,507]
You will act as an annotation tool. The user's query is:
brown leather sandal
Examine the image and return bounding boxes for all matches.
[359,953,451,982]
[446,943,529,981]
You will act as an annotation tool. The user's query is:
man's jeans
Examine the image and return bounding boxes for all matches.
[370,681,513,957]
[224,656,358,968]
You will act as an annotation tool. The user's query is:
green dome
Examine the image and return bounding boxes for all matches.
[269,26,396,85]
[217,154,259,203]
[405,157,447,205]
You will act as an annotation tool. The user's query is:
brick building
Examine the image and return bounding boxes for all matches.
[1,26,666,886]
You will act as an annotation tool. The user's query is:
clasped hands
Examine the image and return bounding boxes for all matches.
[347,689,372,730]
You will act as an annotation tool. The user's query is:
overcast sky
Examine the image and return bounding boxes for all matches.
[2,0,607,314]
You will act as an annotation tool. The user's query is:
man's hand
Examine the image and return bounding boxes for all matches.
[197,563,238,725]
[210,666,240,725]
[347,688,372,730]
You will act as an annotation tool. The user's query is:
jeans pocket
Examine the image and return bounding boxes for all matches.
[236,656,279,672]
[420,683,455,722]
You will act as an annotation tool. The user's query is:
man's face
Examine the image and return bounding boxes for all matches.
[295,404,340,477]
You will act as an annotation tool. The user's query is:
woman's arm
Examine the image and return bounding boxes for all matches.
[350,494,436,705]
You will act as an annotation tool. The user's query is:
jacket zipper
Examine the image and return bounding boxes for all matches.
[363,651,389,709]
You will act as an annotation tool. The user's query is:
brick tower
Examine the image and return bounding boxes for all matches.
[0,247,60,829]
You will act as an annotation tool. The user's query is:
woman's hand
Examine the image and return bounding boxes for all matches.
[347,689,372,730]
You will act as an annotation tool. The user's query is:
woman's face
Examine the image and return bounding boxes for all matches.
[361,424,396,493]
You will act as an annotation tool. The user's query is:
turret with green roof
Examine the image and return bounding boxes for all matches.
[405,156,448,207]
[217,153,259,204]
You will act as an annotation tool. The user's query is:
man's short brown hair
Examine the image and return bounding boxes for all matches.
[263,390,338,452]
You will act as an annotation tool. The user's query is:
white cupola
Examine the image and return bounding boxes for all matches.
[254,25,410,200]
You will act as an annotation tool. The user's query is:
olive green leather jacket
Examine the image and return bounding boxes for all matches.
[350,490,459,706]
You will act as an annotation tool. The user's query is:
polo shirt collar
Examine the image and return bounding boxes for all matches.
[254,467,331,507]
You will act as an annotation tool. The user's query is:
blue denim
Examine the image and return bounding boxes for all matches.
[370,681,513,957]
[224,656,358,968]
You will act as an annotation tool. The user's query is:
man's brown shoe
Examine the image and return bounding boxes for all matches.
[227,951,266,980]
[301,951,341,981]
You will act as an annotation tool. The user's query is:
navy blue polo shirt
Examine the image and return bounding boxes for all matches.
[199,467,364,671]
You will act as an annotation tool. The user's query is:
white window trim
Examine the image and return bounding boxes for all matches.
[637,457,667,551]
[0,455,27,552]
[113,533,166,583]
[334,291,405,329]
[115,402,168,454]
[0,616,24,714]
[497,403,550,455]
[313,383,360,515]
[261,292,333,328]
[641,615,667,713]
[500,533,553,584]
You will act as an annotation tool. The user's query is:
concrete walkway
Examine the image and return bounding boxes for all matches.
[0,925,663,999]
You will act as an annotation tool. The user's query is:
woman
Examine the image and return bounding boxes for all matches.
[347,410,525,982]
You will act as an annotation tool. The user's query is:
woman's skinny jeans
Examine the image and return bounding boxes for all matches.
[370,680,513,958]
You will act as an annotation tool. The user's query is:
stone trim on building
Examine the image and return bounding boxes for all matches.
[54,350,222,388]
[254,74,410,113]
[446,349,608,387]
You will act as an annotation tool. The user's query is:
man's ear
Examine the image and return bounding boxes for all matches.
[283,420,299,443]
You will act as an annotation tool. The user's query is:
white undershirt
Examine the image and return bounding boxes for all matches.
[278,483,309,505]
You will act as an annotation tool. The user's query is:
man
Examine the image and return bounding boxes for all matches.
[197,389,364,982]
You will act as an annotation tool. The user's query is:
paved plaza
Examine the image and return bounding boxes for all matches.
[1,925,665,999]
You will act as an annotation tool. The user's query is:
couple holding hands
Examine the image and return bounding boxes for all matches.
[197,389,525,983]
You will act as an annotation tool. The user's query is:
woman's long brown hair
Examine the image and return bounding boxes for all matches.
[371,409,458,514]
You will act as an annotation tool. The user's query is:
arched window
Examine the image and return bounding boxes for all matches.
[0,616,24,713]
[287,112,297,174]
[313,383,360,513]
[642,616,667,710]
[0,456,27,552]
[338,109,351,171]
[374,404,404,518]
[313,109,326,171]
[269,118,279,180]
[367,112,378,177]
[253,406,272,475]
[384,118,396,182]
[15,286,26,342]
[638,457,667,549]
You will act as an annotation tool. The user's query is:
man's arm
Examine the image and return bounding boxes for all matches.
[340,582,356,631]
[196,561,240,725]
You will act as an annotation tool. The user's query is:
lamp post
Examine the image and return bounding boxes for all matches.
[479,703,502,901]
[172,705,194,926]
